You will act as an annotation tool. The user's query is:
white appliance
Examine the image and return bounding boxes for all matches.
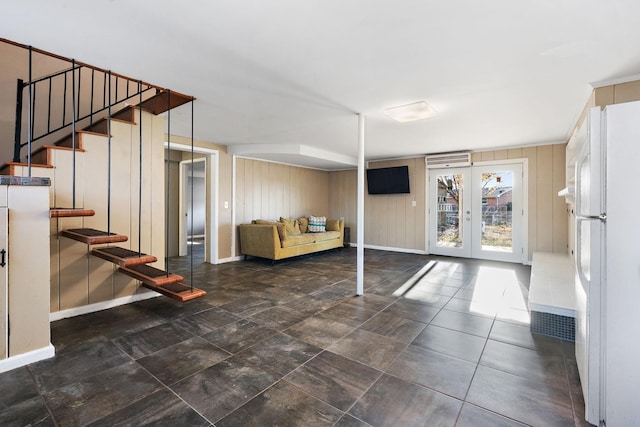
[575,100,640,426]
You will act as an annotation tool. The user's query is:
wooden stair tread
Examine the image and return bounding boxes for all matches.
[1,161,53,169]
[60,228,128,244]
[50,208,96,218]
[91,247,157,267]
[119,264,184,287]
[34,144,84,154]
[141,282,207,302]
[139,91,192,115]
[41,144,85,152]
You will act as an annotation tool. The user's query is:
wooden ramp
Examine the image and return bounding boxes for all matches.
[91,247,157,267]
[60,228,128,244]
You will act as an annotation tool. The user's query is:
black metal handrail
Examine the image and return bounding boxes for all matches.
[13,64,155,162]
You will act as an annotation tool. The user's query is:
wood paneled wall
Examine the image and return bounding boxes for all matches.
[328,169,357,239]
[327,145,566,261]
[329,158,426,251]
[217,148,234,260]
[595,80,640,107]
[164,149,184,257]
[234,158,330,255]
[573,80,640,138]
[0,42,69,164]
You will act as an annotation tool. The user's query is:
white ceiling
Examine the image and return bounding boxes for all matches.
[3,1,640,170]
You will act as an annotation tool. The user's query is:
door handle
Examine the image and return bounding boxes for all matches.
[0,249,6,267]
[575,216,603,286]
[576,214,606,222]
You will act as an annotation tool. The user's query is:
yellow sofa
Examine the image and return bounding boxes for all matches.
[239,218,344,262]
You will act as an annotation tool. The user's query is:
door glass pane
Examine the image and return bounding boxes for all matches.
[436,174,464,248]
[480,171,513,253]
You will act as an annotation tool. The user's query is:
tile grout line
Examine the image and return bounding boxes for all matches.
[454,307,498,425]
[25,364,60,427]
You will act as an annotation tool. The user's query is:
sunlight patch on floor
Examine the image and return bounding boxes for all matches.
[471,266,530,324]
[392,260,437,297]
[390,261,531,325]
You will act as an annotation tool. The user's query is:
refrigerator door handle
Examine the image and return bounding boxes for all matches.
[576,214,607,222]
[576,217,589,287]
[575,215,604,287]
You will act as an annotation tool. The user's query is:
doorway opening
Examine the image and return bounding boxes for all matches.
[164,143,219,266]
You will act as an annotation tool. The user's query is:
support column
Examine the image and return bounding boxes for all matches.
[356,114,365,295]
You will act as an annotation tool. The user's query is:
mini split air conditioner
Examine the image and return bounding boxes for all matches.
[425,152,471,168]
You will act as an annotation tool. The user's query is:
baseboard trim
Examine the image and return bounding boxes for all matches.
[50,292,160,322]
[350,243,427,255]
[0,344,55,373]
[217,256,242,264]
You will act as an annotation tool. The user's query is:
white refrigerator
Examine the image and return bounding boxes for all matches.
[575,100,640,426]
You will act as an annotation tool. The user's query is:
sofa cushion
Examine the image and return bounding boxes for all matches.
[326,218,340,231]
[252,219,287,242]
[298,217,309,234]
[275,223,287,242]
[281,233,317,248]
[308,215,326,233]
[280,217,301,235]
[313,231,341,242]
[253,219,278,226]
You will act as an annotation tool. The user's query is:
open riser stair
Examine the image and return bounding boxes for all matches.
[60,228,128,245]
[50,208,95,218]
[91,247,157,268]
[4,90,205,305]
[56,222,205,302]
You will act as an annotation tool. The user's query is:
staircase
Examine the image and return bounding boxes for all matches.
[3,88,206,303]
[57,214,206,302]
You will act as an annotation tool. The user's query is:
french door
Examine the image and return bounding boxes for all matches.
[429,162,524,262]
[429,168,472,257]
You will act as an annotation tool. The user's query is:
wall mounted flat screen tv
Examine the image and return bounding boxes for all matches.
[366,166,410,194]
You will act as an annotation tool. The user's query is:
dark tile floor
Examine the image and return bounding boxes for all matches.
[0,249,591,426]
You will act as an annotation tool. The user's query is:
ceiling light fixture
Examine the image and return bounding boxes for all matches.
[384,101,437,122]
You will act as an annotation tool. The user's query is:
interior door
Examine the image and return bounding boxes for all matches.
[471,163,523,262]
[429,168,471,257]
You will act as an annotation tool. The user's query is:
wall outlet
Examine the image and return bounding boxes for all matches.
[224,201,229,209]
[340,216,345,221]
[411,201,417,207]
